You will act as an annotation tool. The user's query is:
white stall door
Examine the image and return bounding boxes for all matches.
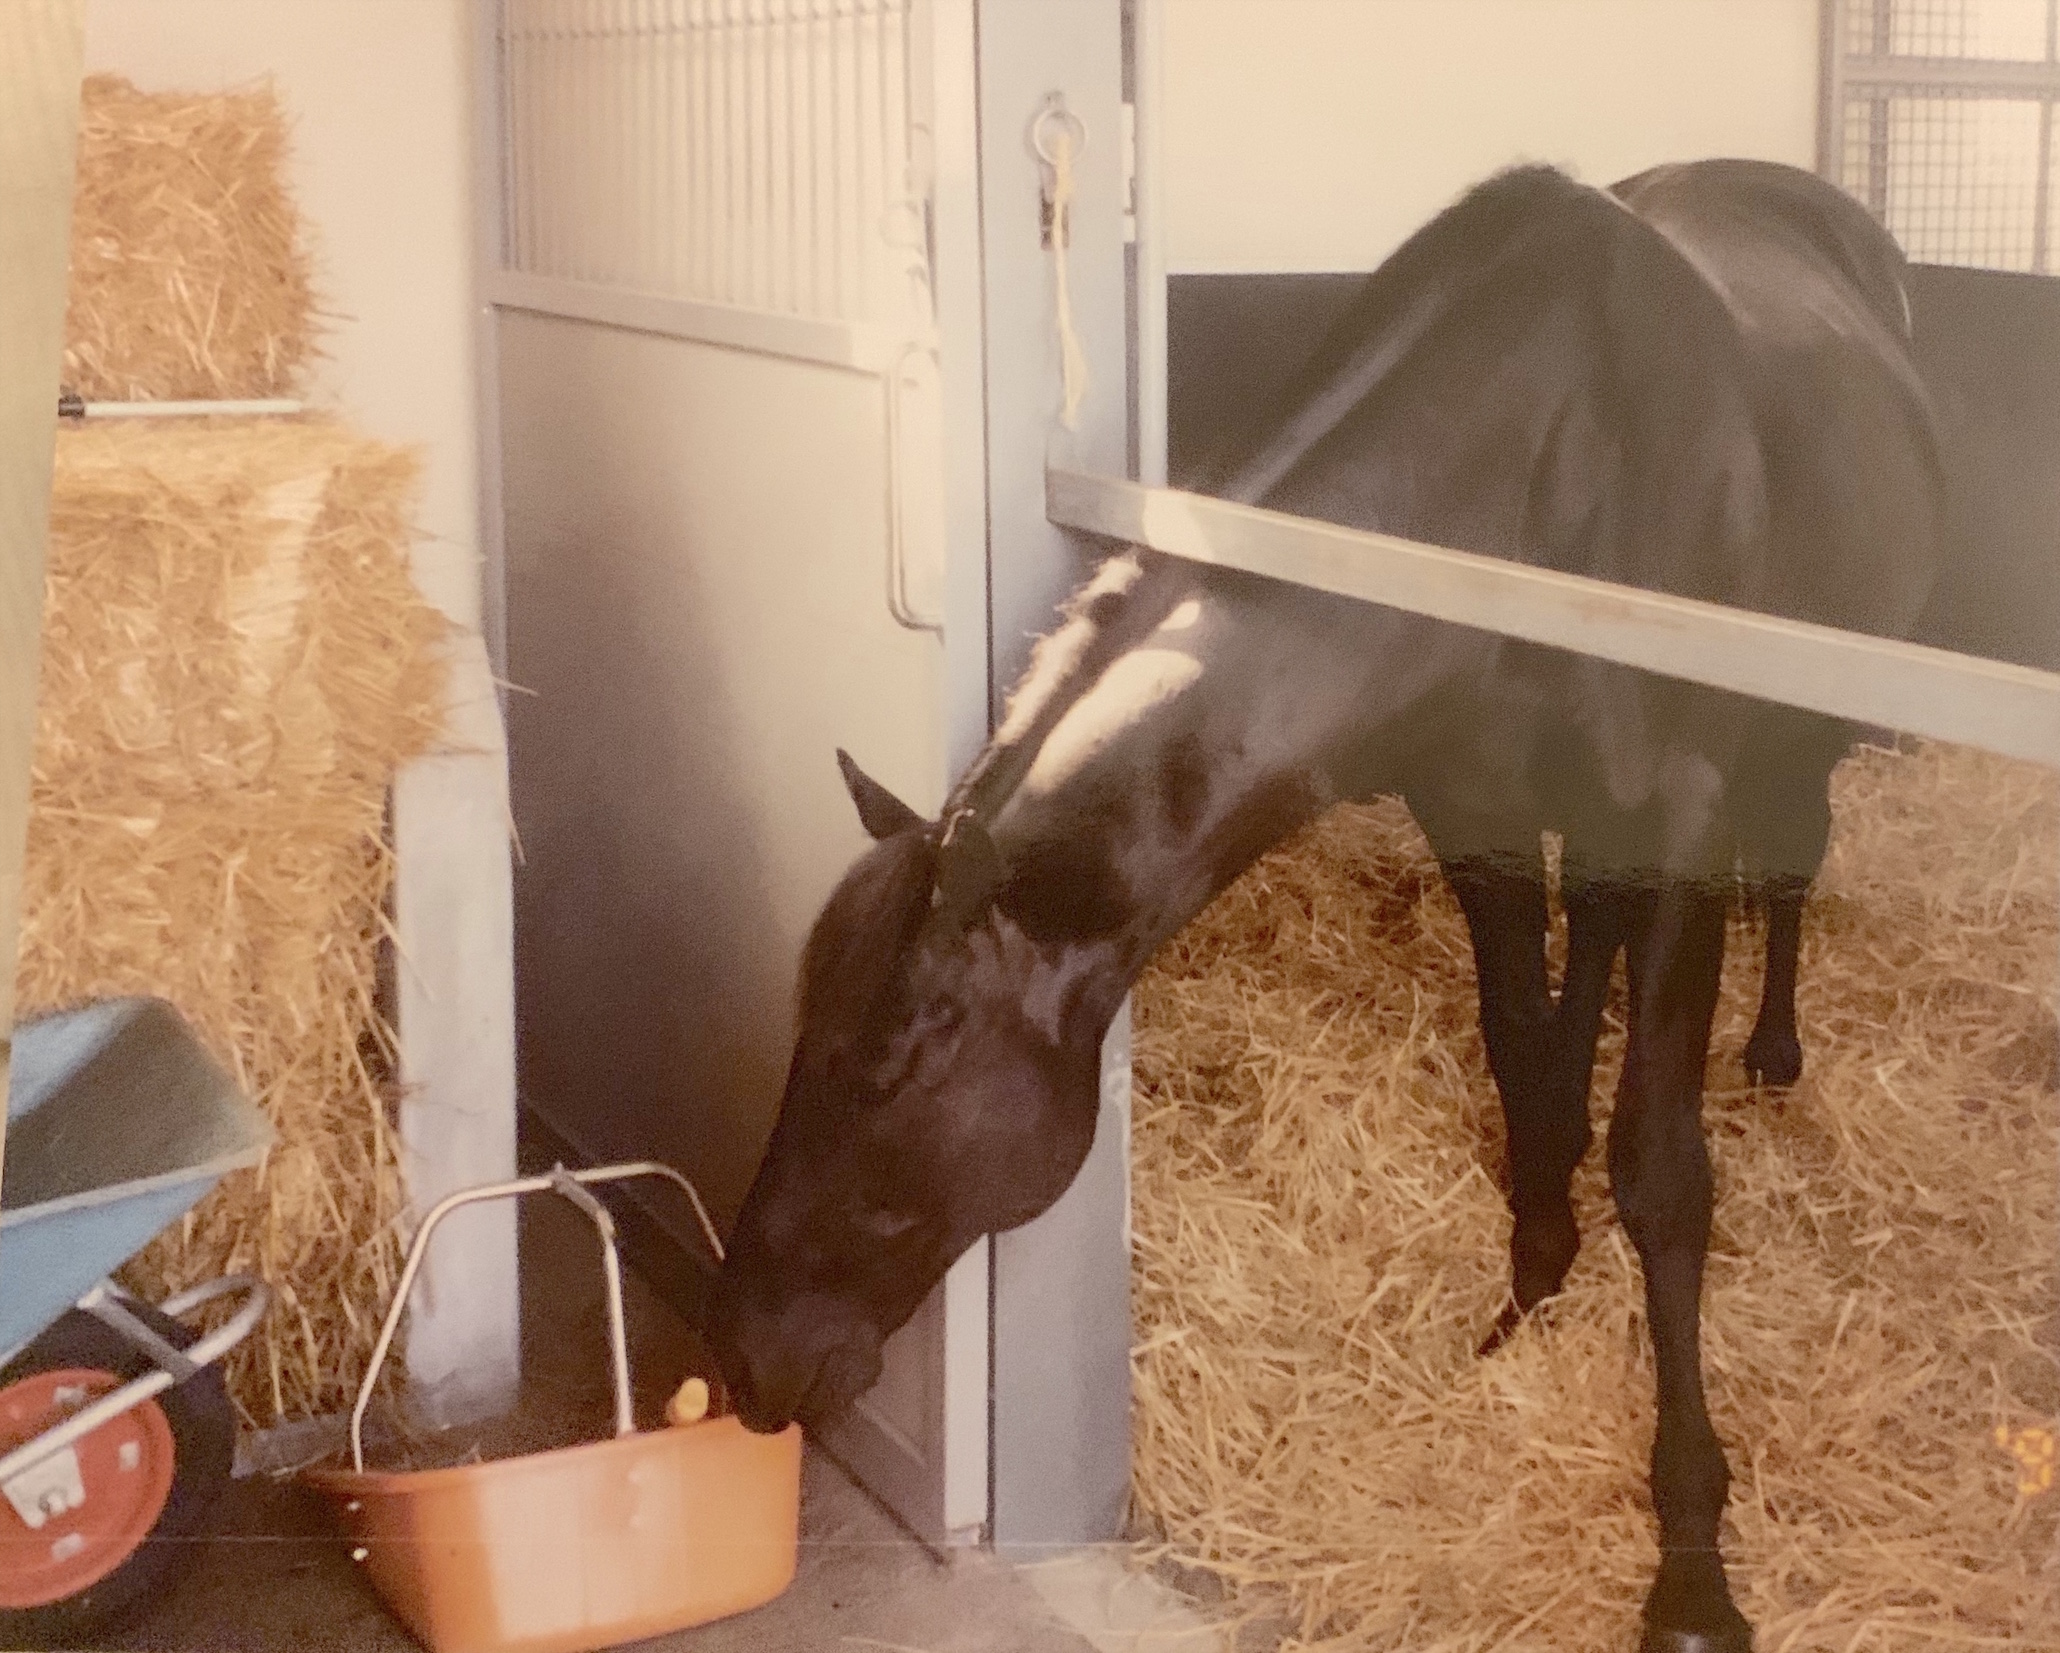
[484,0,986,1546]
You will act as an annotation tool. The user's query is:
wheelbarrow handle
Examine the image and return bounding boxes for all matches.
[0,1274,271,1489]
[348,1162,724,1475]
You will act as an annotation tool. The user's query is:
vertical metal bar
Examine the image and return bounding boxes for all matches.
[660,0,676,295]
[1819,0,1848,179]
[876,0,895,328]
[807,0,822,315]
[1867,0,1893,217]
[836,0,852,319]
[784,0,800,311]
[505,1,524,270]
[563,0,582,281]
[733,0,749,302]
[608,0,623,281]
[569,0,588,282]
[546,1171,638,1440]
[749,0,766,305]
[697,0,713,299]
[546,0,561,272]
[609,0,626,284]
[636,0,651,290]
[587,0,601,282]
[767,0,778,312]
[681,0,695,297]
[2041,0,2059,271]
[534,0,554,276]
[606,0,622,287]
[741,0,755,306]
[717,0,733,305]
[2036,97,2053,273]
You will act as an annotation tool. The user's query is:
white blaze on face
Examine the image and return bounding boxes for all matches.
[1021,646,1203,796]
[993,552,1146,748]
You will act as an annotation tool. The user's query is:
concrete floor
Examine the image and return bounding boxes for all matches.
[75,1178,1233,1653]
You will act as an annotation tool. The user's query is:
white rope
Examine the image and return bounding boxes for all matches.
[1048,126,1090,430]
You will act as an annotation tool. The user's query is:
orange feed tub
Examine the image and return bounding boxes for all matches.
[303,1163,801,1653]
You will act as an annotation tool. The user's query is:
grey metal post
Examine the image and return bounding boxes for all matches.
[976,0,1135,1556]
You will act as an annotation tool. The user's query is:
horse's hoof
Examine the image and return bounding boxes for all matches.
[1639,1598,1755,1653]
[1475,1301,1523,1358]
[1742,1028,1802,1089]
[1639,1628,1754,1653]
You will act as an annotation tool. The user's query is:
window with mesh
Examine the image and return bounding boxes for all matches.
[1833,0,2060,272]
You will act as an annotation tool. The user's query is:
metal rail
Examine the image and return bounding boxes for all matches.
[0,1277,271,1489]
[1046,468,2060,769]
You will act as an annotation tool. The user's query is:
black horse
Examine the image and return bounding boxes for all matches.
[705,159,1944,1652]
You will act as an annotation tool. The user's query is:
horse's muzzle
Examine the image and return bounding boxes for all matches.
[706,1289,885,1435]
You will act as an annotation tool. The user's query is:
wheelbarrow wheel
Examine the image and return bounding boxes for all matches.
[0,1302,235,1645]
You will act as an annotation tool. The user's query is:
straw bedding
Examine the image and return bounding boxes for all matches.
[63,73,320,403]
[19,419,447,1425]
[1131,740,2060,1650]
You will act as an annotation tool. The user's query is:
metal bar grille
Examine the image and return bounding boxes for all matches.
[1833,0,2060,272]
[498,0,927,335]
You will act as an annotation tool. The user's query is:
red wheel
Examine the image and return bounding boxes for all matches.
[0,1368,179,1608]
[0,1307,234,1644]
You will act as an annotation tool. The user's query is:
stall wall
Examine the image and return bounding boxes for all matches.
[1162,0,1821,273]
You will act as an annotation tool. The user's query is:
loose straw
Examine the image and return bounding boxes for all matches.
[1131,741,2060,1651]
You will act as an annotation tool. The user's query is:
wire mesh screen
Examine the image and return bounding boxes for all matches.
[1846,0,2053,57]
[498,0,929,333]
[1834,0,2060,272]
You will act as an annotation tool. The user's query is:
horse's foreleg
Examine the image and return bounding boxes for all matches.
[1610,879,1751,1653]
[1440,853,1592,1351]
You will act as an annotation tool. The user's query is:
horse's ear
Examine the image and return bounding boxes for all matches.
[837,749,925,841]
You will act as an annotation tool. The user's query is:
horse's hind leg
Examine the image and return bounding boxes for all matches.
[1438,850,1595,1351]
[1736,714,1844,1089]
[1743,871,1809,1087]
[1611,878,1752,1653]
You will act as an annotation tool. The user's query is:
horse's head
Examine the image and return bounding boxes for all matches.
[704,752,1115,1434]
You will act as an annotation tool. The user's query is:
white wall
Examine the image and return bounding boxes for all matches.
[82,0,481,629]
[1161,0,1822,272]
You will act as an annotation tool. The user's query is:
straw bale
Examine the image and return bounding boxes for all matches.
[18,417,448,1426]
[1132,741,2060,1650]
[64,74,321,402]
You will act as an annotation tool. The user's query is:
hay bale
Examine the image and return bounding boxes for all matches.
[1132,742,2060,1650]
[19,417,447,1426]
[64,73,321,402]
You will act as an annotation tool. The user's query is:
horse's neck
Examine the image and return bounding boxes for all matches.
[980,556,1459,985]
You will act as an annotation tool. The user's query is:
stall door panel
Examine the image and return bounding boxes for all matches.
[487,0,992,1546]
[497,313,968,1538]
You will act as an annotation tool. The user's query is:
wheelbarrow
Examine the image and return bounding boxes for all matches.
[0,996,273,1643]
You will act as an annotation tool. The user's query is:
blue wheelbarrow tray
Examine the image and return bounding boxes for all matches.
[0,997,274,1368]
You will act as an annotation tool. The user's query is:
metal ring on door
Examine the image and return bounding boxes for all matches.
[1029,94,1087,167]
